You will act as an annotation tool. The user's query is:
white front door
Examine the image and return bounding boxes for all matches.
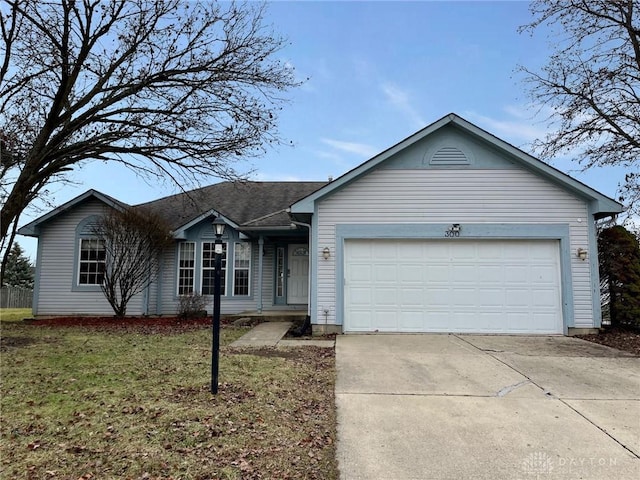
[287,244,309,304]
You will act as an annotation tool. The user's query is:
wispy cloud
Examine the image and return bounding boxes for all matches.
[321,138,378,158]
[464,107,549,146]
[381,82,426,129]
[251,172,317,182]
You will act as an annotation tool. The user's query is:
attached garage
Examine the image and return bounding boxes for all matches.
[290,114,623,335]
[344,239,563,334]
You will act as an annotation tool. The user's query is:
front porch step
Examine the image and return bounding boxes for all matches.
[223,311,308,324]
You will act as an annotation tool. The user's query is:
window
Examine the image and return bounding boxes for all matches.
[202,242,227,295]
[233,242,251,296]
[276,247,285,297]
[177,242,195,295]
[78,238,105,285]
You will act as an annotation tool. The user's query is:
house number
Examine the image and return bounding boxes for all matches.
[444,229,460,238]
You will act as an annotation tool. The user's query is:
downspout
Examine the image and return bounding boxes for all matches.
[290,219,312,336]
[257,235,264,313]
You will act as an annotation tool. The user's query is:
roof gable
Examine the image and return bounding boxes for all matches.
[291,113,623,218]
[17,189,128,237]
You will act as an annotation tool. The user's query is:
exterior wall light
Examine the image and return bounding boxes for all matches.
[451,224,461,233]
[322,247,331,260]
[577,248,588,261]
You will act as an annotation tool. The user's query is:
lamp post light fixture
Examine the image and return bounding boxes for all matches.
[211,217,226,394]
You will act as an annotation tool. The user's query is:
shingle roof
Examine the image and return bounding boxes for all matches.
[136,181,327,231]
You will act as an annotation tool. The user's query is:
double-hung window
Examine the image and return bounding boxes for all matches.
[233,242,251,296]
[177,242,196,295]
[78,238,106,285]
[202,242,227,295]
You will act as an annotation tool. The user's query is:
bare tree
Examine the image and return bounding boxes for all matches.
[519,0,640,218]
[92,206,173,317]
[0,0,297,253]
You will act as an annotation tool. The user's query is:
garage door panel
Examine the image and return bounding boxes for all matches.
[374,287,397,306]
[452,264,477,281]
[424,243,449,259]
[344,239,562,334]
[398,311,423,330]
[479,289,504,307]
[349,287,371,306]
[375,264,397,282]
[399,242,423,259]
[374,311,397,330]
[426,265,450,281]
[532,265,557,282]
[349,311,372,330]
[401,288,424,306]
[373,241,395,258]
[426,288,450,306]
[477,243,502,259]
[400,265,423,282]
[349,264,372,281]
[451,288,477,306]
[503,243,527,260]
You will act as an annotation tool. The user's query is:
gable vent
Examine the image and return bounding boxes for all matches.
[430,146,469,165]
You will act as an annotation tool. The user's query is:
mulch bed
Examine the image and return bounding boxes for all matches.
[22,316,214,334]
[576,328,640,356]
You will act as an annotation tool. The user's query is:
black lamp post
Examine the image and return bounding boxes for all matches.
[211,217,226,394]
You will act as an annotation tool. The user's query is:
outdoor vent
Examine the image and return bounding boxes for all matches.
[430,146,469,165]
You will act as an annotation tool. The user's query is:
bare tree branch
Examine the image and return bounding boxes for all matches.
[518,0,640,219]
[0,0,298,247]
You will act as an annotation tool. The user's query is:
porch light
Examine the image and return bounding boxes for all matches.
[213,217,226,237]
[322,247,331,260]
[451,223,461,233]
[577,248,588,261]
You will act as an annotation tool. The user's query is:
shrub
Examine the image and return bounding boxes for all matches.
[178,291,208,319]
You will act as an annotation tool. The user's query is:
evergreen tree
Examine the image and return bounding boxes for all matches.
[3,243,34,289]
[599,226,640,328]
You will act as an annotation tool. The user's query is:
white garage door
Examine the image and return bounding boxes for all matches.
[344,239,562,334]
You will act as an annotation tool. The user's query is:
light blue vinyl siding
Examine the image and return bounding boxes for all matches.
[34,199,144,316]
[315,168,594,328]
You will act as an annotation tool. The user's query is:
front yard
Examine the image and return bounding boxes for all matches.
[0,317,338,479]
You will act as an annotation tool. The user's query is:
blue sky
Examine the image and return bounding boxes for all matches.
[16,0,629,259]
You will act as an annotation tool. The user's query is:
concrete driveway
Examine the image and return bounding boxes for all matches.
[335,334,640,480]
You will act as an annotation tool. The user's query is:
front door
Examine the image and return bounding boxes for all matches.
[287,244,309,304]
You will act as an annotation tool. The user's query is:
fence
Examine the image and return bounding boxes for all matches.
[1,287,33,309]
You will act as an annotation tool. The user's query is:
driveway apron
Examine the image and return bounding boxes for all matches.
[335,334,640,480]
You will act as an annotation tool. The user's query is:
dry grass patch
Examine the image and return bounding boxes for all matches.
[0,308,32,322]
[1,321,337,479]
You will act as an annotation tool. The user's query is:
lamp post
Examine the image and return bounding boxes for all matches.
[211,217,225,394]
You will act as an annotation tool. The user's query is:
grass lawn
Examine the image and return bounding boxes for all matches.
[1,319,338,479]
[0,308,32,322]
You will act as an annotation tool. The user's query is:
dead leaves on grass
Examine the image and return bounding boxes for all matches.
[3,324,337,480]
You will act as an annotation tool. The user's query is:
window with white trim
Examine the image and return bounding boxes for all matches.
[177,242,196,295]
[202,242,227,295]
[78,238,106,285]
[233,242,251,296]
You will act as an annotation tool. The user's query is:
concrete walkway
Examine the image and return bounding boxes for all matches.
[336,334,640,480]
[229,321,334,348]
